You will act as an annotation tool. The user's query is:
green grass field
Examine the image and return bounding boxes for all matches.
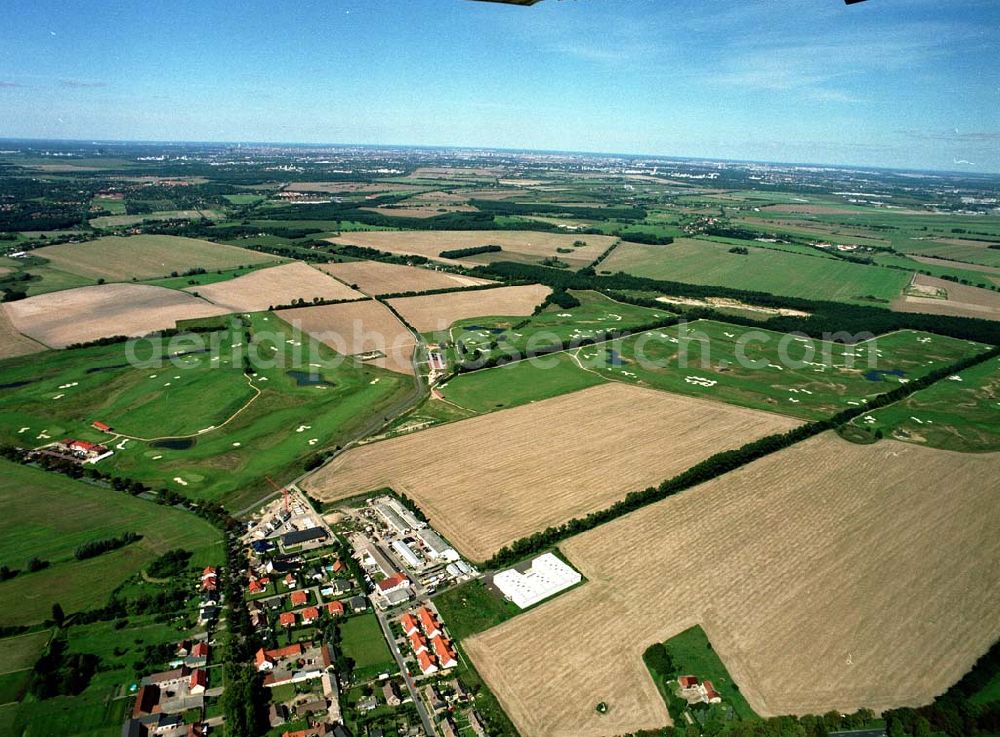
[31,234,278,282]
[8,615,195,737]
[0,631,51,706]
[141,262,277,290]
[844,354,1000,452]
[647,625,757,722]
[440,320,987,421]
[440,290,671,365]
[432,579,521,641]
[338,613,395,681]
[600,238,912,305]
[0,312,411,506]
[0,461,223,625]
[439,351,604,413]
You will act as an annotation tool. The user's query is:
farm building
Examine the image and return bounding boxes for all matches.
[493,553,582,609]
[416,529,460,562]
[391,539,422,569]
[55,438,112,463]
[282,526,328,547]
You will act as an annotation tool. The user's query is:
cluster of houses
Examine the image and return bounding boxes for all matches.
[48,438,113,464]
[422,680,486,737]
[122,639,215,736]
[401,606,458,677]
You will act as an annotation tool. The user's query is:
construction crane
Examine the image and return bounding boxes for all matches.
[266,476,291,516]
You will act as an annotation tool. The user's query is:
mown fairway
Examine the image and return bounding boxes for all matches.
[466,434,1000,737]
[0,313,410,506]
[601,238,911,305]
[304,383,800,561]
[443,290,671,363]
[847,354,1000,451]
[583,321,987,420]
[32,234,279,281]
[440,321,987,420]
[0,460,222,625]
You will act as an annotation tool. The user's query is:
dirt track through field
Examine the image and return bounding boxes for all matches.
[303,383,800,560]
[465,433,1000,737]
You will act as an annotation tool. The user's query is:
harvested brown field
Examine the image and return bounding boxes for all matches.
[303,384,800,561]
[316,261,494,296]
[466,433,1000,737]
[387,283,551,333]
[932,237,1000,248]
[33,234,278,281]
[186,262,364,312]
[3,284,229,348]
[326,230,618,268]
[894,273,1000,320]
[360,204,478,219]
[275,300,415,374]
[0,307,46,359]
[910,255,1000,275]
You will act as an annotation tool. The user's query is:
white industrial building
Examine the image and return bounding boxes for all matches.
[416,529,460,563]
[391,539,422,569]
[493,553,582,609]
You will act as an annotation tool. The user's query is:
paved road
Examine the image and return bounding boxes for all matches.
[373,604,436,737]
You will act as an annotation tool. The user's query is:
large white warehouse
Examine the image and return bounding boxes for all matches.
[493,553,582,609]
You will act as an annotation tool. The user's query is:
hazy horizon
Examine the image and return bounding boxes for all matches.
[2,0,998,173]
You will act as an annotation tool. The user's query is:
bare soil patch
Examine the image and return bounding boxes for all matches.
[4,284,229,348]
[275,300,415,374]
[316,261,493,296]
[327,230,617,268]
[303,384,800,561]
[910,255,1000,274]
[187,262,363,312]
[894,273,1000,320]
[466,434,1000,737]
[0,307,46,360]
[387,284,551,333]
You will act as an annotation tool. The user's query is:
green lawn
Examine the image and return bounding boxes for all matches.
[600,238,912,305]
[0,312,412,506]
[442,320,986,421]
[8,615,194,737]
[433,579,521,641]
[846,354,1000,452]
[646,625,757,722]
[581,321,988,420]
[0,461,223,625]
[439,290,672,365]
[0,631,51,705]
[439,351,605,413]
[338,613,395,681]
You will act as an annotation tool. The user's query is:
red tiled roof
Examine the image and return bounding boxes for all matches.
[290,590,308,606]
[191,642,209,657]
[189,669,207,689]
[417,606,440,633]
[400,612,419,634]
[417,650,437,673]
[409,632,428,653]
[133,684,161,716]
[376,572,409,592]
[431,635,456,665]
[326,601,345,616]
[279,611,296,627]
[703,679,719,700]
[678,675,699,688]
[267,643,305,659]
[300,606,320,621]
[91,421,111,432]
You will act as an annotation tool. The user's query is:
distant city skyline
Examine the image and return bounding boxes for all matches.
[1,0,998,173]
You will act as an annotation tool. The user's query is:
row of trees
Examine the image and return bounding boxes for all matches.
[74,532,140,560]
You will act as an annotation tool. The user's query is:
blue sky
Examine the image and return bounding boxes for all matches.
[1,0,998,171]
